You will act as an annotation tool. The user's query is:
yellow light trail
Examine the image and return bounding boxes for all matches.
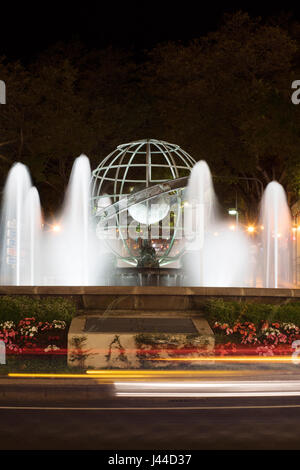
[8,373,105,379]
[7,369,274,380]
[7,371,254,379]
[7,357,297,381]
[149,356,295,363]
[86,370,258,376]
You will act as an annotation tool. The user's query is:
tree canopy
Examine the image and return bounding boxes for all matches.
[0,11,299,219]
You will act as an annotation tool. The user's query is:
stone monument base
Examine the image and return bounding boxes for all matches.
[68,314,214,369]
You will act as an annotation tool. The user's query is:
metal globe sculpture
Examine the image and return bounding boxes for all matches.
[91,139,196,267]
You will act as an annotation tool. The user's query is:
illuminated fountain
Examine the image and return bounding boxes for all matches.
[184,161,251,287]
[0,156,104,286]
[0,163,32,285]
[260,181,293,288]
[45,155,94,285]
[43,155,102,286]
[0,139,295,288]
[23,187,42,285]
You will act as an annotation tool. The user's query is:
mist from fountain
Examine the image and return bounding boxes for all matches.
[23,187,42,285]
[184,161,251,287]
[260,181,293,288]
[44,155,101,285]
[0,163,32,285]
[0,155,295,288]
[0,156,105,286]
[184,160,219,285]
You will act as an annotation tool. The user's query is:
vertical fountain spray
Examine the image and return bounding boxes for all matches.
[67,155,90,284]
[184,160,251,287]
[24,187,42,285]
[184,161,218,285]
[0,163,31,285]
[260,182,293,288]
[185,160,218,233]
[51,155,97,285]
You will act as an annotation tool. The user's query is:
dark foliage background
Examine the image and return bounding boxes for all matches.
[0,7,300,221]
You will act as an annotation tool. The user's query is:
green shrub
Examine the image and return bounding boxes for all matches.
[273,303,300,325]
[0,296,76,325]
[203,299,240,325]
[238,303,275,326]
[204,299,300,327]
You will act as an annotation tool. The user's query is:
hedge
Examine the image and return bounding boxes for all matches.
[204,299,300,327]
[0,296,76,325]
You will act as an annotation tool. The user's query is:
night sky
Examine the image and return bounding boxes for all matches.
[1,3,300,61]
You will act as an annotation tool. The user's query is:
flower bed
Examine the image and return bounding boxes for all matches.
[213,320,300,356]
[0,318,67,355]
[204,299,300,327]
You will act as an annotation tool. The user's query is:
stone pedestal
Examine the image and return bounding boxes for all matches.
[68,315,214,369]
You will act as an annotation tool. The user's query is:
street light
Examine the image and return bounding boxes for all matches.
[52,224,61,233]
[215,175,264,228]
[228,208,239,226]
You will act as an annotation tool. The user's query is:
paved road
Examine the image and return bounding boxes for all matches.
[1,394,300,449]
